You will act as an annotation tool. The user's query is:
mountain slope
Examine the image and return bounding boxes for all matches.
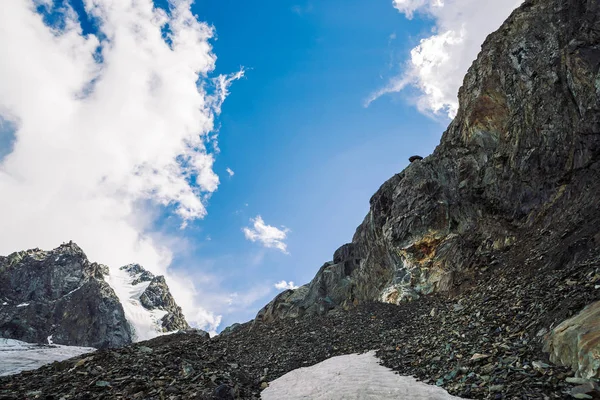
[258,0,600,323]
[0,242,189,347]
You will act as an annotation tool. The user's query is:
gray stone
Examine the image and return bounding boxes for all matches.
[220,323,242,336]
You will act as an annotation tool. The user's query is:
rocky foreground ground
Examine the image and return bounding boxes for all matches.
[1,227,599,400]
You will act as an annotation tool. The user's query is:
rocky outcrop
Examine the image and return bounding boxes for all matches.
[545,300,600,379]
[0,242,131,348]
[257,0,600,322]
[120,264,190,333]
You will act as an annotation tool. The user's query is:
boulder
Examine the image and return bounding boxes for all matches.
[545,300,600,379]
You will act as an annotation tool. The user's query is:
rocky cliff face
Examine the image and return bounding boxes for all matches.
[0,243,189,347]
[0,242,131,348]
[257,0,600,323]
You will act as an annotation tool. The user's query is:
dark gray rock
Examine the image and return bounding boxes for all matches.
[220,323,242,336]
[181,328,210,340]
[0,242,131,348]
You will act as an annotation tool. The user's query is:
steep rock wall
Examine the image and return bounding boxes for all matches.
[257,0,600,322]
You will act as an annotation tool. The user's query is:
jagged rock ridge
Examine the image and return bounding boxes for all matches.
[0,243,189,347]
[0,242,131,348]
[258,0,600,325]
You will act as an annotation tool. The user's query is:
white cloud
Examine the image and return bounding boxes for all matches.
[0,0,239,332]
[274,280,298,290]
[226,167,235,177]
[243,216,290,254]
[367,0,523,118]
[392,0,444,19]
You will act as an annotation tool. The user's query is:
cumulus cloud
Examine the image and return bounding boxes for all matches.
[243,216,290,254]
[226,167,235,177]
[0,0,240,333]
[366,0,523,118]
[274,280,298,290]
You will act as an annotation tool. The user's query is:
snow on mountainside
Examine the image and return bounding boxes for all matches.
[105,264,189,342]
[0,338,95,377]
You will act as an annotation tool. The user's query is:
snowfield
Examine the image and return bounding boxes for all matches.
[0,338,95,376]
[262,351,466,399]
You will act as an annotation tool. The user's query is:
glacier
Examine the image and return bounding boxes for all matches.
[0,338,95,377]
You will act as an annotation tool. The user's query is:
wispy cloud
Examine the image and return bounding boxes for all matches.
[243,216,290,254]
[274,280,299,290]
[0,0,240,332]
[367,0,522,118]
[226,167,235,177]
[291,4,314,16]
[227,285,273,310]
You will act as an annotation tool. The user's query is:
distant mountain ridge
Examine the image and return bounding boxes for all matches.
[0,242,188,348]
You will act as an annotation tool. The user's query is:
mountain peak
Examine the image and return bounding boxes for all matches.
[0,244,189,347]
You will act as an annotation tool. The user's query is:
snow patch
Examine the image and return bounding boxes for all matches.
[62,285,83,298]
[0,338,95,376]
[16,303,29,307]
[104,267,167,342]
[262,351,467,400]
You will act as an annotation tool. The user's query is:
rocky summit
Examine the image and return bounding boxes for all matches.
[2,0,600,398]
[0,243,189,348]
[0,242,131,348]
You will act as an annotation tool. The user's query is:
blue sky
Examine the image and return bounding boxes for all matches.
[174,0,445,328]
[0,0,521,333]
